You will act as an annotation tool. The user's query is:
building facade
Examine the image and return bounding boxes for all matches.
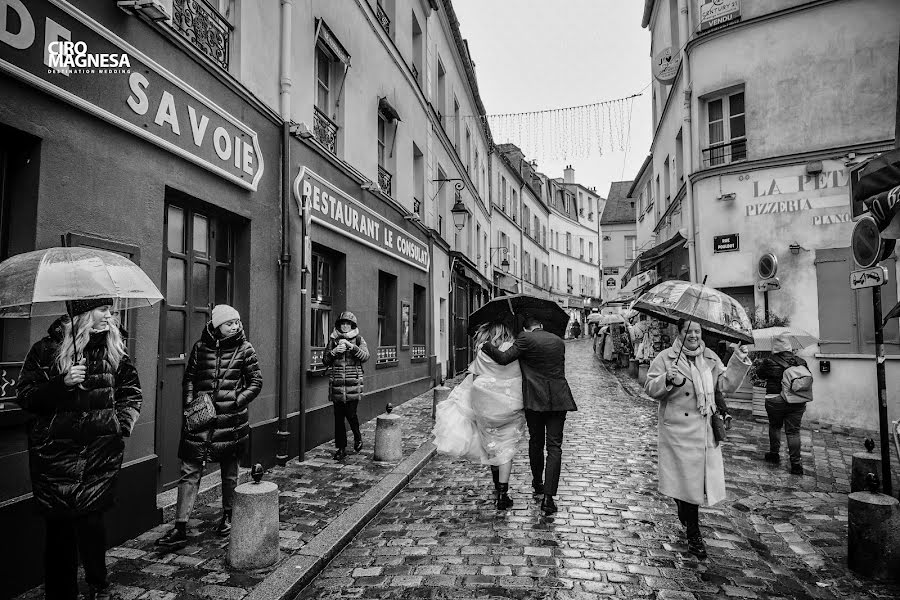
[638,0,900,428]
[599,181,638,302]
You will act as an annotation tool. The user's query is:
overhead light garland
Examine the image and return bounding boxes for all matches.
[475,92,641,162]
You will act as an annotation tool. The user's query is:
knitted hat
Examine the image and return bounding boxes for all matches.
[66,297,114,316]
[211,304,241,328]
[772,333,792,353]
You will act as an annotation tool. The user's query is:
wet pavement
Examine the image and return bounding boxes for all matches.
[297,340,900,600]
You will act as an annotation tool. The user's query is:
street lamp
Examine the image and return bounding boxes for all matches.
[450,197,470,231]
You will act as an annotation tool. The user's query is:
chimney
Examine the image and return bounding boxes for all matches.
[563,165,575,184]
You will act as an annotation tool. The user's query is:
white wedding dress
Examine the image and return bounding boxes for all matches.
[432,342,526,465]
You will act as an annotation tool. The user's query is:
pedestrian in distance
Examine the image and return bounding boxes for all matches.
[644,319,750,559]
[755,333,811,475]
[480,314,577,516]
[17,299,143,600]
[570,320,581,340]
[322,311,369,460]
[432,321,526,510]
[156,304,262,550]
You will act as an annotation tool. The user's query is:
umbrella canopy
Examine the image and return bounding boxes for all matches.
[0,247,163,317]
[588,313,627,326]
[468,293,569,338]
[631,280,753,344]
[749,326,818,352]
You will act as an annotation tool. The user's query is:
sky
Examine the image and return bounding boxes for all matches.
[453,0,652,199]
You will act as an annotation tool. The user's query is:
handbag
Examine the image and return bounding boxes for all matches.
[711,411,727,443]
[184,392,216,433]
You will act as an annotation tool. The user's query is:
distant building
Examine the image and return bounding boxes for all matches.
[600,181,638,302]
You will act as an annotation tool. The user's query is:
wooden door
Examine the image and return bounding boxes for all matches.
[157,203,233,490]
[453,281,469,375]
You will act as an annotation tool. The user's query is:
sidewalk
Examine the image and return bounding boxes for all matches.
[16,378,462,600]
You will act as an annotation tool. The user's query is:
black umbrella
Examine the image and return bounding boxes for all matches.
[468,293,569,338]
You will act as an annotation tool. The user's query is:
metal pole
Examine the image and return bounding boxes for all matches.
[873,285,893,496]
[298,194,310,463]
[275,122,291,466]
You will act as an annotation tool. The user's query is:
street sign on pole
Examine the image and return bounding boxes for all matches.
[755,277,780,292]
[850,266,889,290]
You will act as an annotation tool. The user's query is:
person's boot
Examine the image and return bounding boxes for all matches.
[764,451,780,463]
[532,479,544,496]
[155,521,188,549]
[490,466,500,490]
[790,463,804,475]
[496,483,513,510]
[685,519,706,559]
[332,447,347,460]
[540,494,557,515]
[354,437,363,453]
[216,510,232,536]
[87,584,111,600]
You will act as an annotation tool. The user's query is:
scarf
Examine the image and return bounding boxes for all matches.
[331,328,360,340]
[671,337,716,416]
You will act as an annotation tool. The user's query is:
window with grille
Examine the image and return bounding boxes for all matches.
[378,270,397,346]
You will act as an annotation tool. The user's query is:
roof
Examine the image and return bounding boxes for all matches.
[627,155,653,198]
[599,181,636,225]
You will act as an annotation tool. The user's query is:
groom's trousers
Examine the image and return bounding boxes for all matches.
[525,409,567,496]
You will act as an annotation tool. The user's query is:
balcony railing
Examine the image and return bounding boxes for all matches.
[171,0,233,71]
[310,347,326,371]
[378,165,392,197]
[411,344,426,360]
[377,345,398,365]
[376,3,391,34]
[314,107,338,156]
[702,139,747,167]
[411,63,419,81]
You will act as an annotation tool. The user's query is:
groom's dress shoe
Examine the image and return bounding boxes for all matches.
[541,495,557,515]
[532,481,544,495]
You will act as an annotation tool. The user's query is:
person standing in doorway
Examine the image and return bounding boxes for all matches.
[480,314,577,515]
[156,304,262,549]
[323,311,370,460]
[18,299,143,600]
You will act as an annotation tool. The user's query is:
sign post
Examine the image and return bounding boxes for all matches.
[851,219,893,496]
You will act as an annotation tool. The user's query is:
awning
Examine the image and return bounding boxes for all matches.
[621,232,687,286]
[378,97,402,122]
[316,19,351,66]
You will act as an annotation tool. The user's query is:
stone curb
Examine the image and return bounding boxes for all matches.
[245,440,437,600]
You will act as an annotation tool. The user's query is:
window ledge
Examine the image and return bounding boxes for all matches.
[410,357,428,364]
[815,353,900,360]
[308,366,329,376]
[376,361,399,370]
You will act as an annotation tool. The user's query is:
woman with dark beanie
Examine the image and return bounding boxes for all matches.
[17,298,142,600]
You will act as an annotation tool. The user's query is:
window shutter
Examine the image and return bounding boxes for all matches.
[815,248,854,353]
[857,257,899,352]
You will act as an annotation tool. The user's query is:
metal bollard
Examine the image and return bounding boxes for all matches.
[432,386,450,420]
[374,403,402,462]
[228,464,279,570]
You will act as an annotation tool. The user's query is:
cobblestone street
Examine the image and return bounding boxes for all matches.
[299,339,900,600]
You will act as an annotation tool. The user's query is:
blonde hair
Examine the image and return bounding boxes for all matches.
[473,322,514,349]
[55,313,126,374]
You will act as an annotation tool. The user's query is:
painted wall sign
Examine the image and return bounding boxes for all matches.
[0,0,264,191]
[713,233,739,253]
[813,212,851,226]
[652,46,681,84]
[293,167,430,272]
[603,267,620,275]
[699,0,741,31]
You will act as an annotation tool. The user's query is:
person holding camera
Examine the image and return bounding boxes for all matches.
[323,312,370,460]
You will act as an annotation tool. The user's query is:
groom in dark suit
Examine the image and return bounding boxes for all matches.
[481,314,577,515]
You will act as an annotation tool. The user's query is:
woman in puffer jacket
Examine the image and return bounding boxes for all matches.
[17,298,142,600]
[156,305,262,550]
[322,311,369,459]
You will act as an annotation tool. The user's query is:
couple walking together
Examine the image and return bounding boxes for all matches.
[433,315,576,515]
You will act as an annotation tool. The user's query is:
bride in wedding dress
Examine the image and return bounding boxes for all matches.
[432,321,526,509]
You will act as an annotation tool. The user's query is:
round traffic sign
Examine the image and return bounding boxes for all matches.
[757,252,778,279]
[852,215,894,268]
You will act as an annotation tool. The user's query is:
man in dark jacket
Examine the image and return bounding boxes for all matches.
[754,333,809,474]
[481,315,577,515]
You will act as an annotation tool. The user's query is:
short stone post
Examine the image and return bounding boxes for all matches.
[851,438,883,493]
[637,363,649,386]
[432,386,450,420]
[374,403,402,463]
[228,464,279,570]
[628,358,639,378]
[847,474,900,581]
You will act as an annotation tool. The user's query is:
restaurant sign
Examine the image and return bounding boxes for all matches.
[294,168,430,272]
[699,0,741,32]
[0,0,264,191]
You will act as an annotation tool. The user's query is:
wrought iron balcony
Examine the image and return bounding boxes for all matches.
[378,165,392,197]
[702,138,747,167]
[313,107,338,156]
[170,0,233,70]
[376,3,391,34]
[411,63,419,81]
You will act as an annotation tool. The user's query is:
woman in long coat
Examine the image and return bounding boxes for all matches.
[644,319,750,559]
[17,299,142,600]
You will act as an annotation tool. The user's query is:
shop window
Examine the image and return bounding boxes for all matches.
[815,248,899,354]
[310,251,333,350]
[377,271,398,365]
[412,284,426,360]
[703,89,746,167]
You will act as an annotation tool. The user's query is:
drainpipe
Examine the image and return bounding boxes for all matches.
[275,0,293,466]
[679,0,699,282]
